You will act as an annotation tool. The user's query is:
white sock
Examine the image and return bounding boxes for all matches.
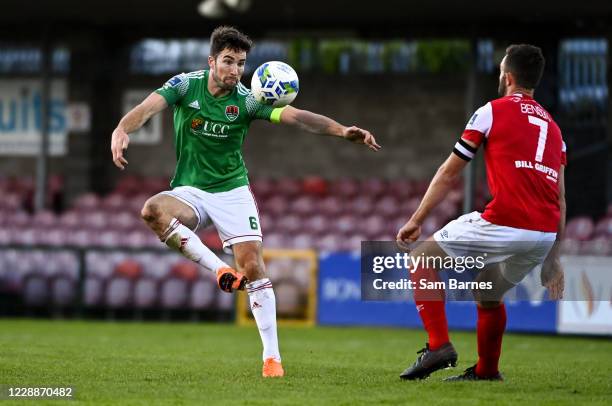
[161,218,228,273]
[247,278,281,361]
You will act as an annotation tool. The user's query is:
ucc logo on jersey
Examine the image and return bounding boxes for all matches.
[190,118,230,138]
[225,105,239,122]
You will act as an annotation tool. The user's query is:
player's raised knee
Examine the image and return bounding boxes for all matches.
[141,198,163,224]
[241,258,266,281]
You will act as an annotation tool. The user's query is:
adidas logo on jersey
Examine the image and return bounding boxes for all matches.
[188,100,200,109]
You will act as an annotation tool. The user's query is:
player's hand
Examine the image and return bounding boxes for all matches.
[111,128,130,170]
[342,126,381,152]
[396,218,422,250]
[541,255,564,300]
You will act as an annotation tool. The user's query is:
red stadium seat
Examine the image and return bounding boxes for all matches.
[301,176,328,196]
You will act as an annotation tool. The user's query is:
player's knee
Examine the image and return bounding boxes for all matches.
[242,258,266,281]
[141,199,163,224]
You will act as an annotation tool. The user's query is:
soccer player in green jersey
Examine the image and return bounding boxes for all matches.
[110,26,380,377]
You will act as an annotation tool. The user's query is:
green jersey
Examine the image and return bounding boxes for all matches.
[155,70,284,193]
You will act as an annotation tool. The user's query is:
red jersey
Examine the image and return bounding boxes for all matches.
[456,93,566,233]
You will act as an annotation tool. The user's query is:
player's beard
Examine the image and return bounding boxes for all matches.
[212,68,238,91]
[497,78,507,97]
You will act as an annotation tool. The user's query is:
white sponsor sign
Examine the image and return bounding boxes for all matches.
[558,256,612,335]
[0,79,68,156]
[122,90,162,144]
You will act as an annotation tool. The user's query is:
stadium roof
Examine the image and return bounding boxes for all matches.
[1,0,610,40]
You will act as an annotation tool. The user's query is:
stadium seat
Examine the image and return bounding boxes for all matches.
[350,196,375,216]
[362,214,386,239]
[594,217,612,237]
[250,178,275,200]
[315,234,343,252]
[334,214,357,235]
[189,277,217,310]
[360,179,387,198]
[318,195,344,217]
[564,216,595,241]
[159,278,189,309]
[388,179,414,200]
[32,210,57,228]
[73,193,101,211]
[276,178,301,197]
[23,273,49,307]
[303,214,328,236]
[133,278,159,309]
[301,176,328,196]
[291,233,316,249]
[290,195,316,216]
[50,274,77,308]
[374,196,400,218]
[263,195,289,216]
[330,179,359,199]
[343,233,368,252]
[276,214,302,234]
[579,237,611,256]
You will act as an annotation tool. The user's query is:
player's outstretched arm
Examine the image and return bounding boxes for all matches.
[111,92,168,170]
[279,106,381,151]
[541,164,566,299]
[397,152,468,245]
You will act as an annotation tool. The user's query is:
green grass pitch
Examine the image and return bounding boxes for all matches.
[0,319,610,405]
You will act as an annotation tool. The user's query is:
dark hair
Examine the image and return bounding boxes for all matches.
[504,44,545,89]
[210,26,253,57]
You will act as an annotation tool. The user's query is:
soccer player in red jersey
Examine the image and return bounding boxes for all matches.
[396,44,566,381]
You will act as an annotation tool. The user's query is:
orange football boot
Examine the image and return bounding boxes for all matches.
[216,267,248,293]
[262,358,284,377]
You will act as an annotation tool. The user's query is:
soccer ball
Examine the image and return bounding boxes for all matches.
[250,61,299,107]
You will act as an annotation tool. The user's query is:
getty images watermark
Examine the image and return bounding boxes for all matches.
[371,251,490,291]
[360,241,612,302]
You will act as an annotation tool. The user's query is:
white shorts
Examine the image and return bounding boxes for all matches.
[161,185,262,254]
[433,211,556,284]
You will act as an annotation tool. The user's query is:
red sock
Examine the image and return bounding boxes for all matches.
[410,266,449,350]
[475,303,506,377]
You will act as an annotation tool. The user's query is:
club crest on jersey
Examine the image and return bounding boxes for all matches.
[191,118,203,131]
[225,105,239,122]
